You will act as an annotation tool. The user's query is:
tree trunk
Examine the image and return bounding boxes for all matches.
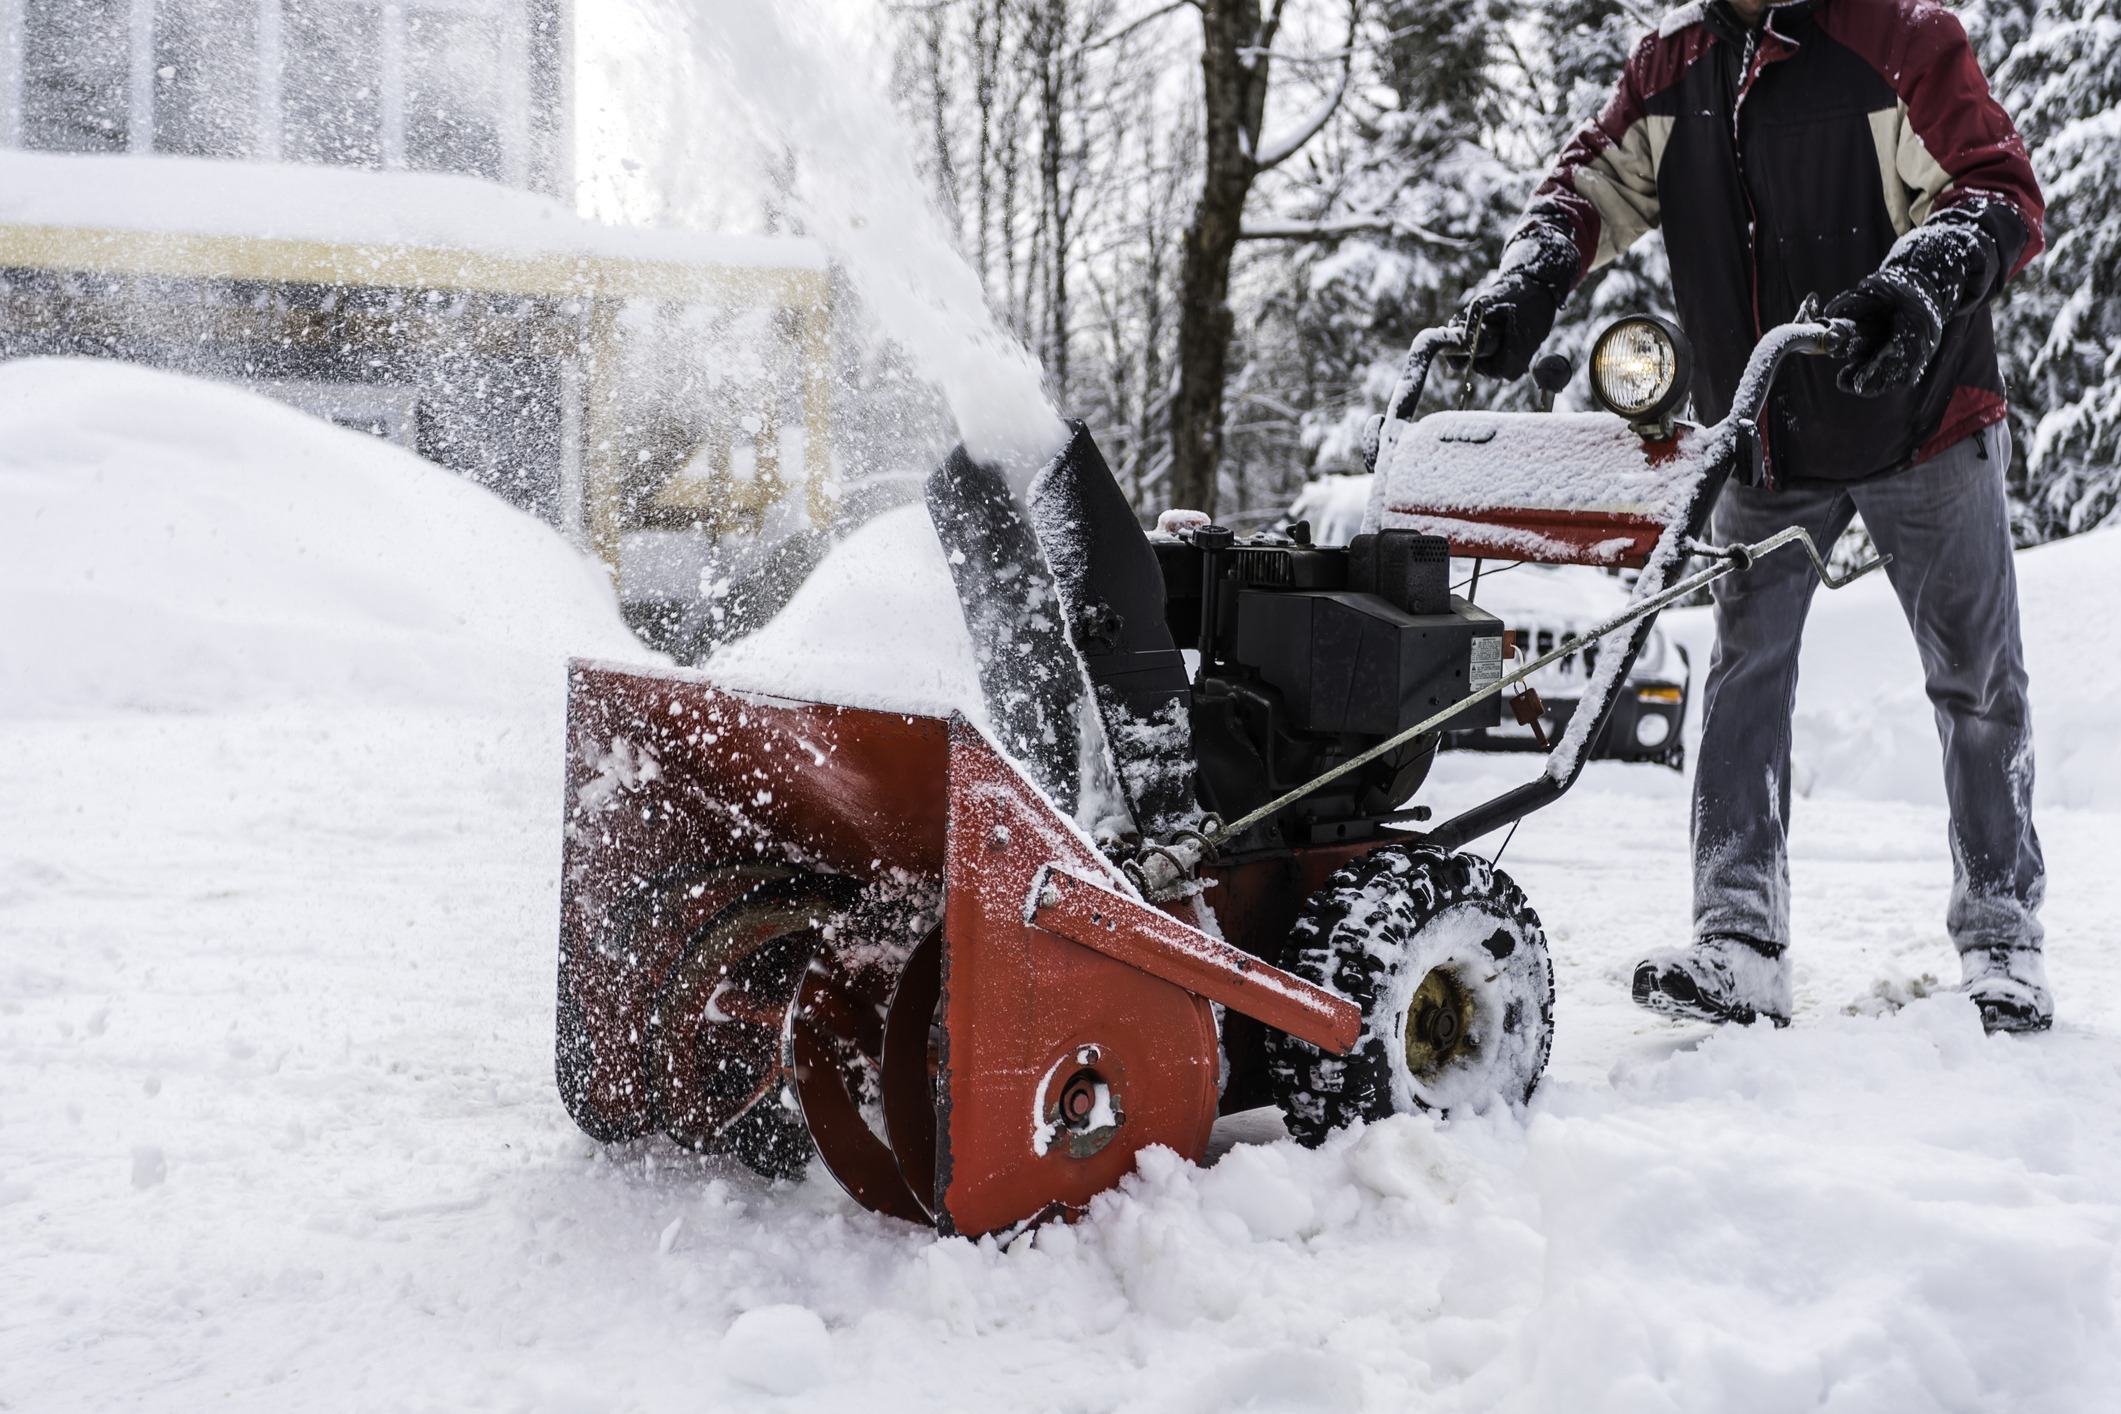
[1034,2,1070,403]
[922,8,959,228]
[971,0,998,282]
[1170,0,1277,518]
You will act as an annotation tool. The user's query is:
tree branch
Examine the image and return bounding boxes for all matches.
[1251,1,1360,170]
[1239,20,1422,65]
[1238,213,1477,249]
[1243,0,1292,74]
[1252,68,1347,169]
[1074,0,1194,59]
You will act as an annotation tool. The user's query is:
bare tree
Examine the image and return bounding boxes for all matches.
[1168,0,1352,517]
[894,0,1185,487]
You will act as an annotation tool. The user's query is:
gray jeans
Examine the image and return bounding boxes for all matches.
[1693,421,2044,956]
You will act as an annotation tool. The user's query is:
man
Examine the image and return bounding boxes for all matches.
[1468,0,2050,1033]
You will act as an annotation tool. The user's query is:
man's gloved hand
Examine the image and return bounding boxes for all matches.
[1824,269,1943,397]
[1466,270,1561,382]
[1825,210,2003,398]
[1464,224,1578,381]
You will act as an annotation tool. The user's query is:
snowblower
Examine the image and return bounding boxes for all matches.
[555,307,1883,1237]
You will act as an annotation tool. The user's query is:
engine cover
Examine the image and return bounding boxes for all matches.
[1233,591,1503,737]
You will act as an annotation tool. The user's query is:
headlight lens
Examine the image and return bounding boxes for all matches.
[1590,315,1693,424]
[1593,321,1676,415]
[1635,712,1673,748]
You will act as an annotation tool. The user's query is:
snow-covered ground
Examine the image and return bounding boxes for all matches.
[5,365,2118,1410]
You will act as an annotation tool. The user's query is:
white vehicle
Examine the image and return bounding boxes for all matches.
[1444,561,1689,766]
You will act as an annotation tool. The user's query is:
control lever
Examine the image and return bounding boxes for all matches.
[1531,353,1573,410]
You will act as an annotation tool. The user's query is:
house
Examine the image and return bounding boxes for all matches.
[0,0,834,648]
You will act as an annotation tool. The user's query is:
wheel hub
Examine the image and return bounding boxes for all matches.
[1405,965,1476,1078]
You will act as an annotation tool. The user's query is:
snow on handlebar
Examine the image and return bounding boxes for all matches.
[1722,317,1860,427]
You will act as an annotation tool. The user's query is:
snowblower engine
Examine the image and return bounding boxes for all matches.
[1153,523,1505,846]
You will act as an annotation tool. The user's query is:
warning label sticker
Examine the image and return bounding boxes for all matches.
[1470,634,1504,692]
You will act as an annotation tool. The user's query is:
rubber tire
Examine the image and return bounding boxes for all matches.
[1265,843,1555,1146]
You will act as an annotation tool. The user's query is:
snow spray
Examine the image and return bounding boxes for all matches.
[670,0,1069,481]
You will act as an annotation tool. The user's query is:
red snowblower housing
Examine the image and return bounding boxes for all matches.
[557,312,1879,1236]
[558,665,1359,1236]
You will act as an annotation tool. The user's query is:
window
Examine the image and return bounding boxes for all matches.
[22,0,130,152]
[11,0,543,189]
[280,0,382,168]
[153,0,258,157]
[406,8,501,180]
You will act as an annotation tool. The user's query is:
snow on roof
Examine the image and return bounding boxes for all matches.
[0,150,827,298]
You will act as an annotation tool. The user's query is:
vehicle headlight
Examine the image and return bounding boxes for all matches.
[1635,712,1672,748]
[1590,315,1693,431]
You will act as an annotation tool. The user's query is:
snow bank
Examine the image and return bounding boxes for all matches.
[1289,473,1372,545]
[1790,525,2121,811]
[0,358,646,717]
[706,503,986,720]
[6,553,2120,1408]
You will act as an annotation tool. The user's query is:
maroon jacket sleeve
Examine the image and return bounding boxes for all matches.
[1818,0,2045,275]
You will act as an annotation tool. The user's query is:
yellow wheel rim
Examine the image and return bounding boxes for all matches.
[1404,965,1477,1080]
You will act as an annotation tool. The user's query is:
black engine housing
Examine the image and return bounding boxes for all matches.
[1150,526,1503,850]
[976,424,1504,858]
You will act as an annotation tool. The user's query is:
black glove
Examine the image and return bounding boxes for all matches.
[1464,223,1578,381]
[1825,207,2007,398]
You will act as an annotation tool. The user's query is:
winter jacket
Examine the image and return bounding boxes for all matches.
[1522,0,2045,484]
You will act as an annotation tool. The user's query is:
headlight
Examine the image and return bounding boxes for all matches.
[1635,712,1673,748]
[1590,315,1693,430]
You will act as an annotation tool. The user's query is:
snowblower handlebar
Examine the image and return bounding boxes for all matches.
[1128,314,1881,899]
[1723,317,1860,426]
[1379,313,1859,449]
[1125,521,1886,900]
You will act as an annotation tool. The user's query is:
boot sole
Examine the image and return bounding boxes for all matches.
[1966,978,2053,1036]
[1632,962,1791,1028]
[1974,999,2053,1035]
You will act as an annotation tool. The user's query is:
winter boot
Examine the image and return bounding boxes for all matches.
[1632,934,1793,1027]
[1960,945,2053,1035]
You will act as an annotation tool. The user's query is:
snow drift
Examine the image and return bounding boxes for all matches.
[0,358,646,717]
[5,372,2118,1409]
[1784,524,2120,811]
[705,503,986,720]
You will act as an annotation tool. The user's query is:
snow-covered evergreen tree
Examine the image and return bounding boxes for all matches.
[1251,0,1524,482]
[880,0,2114,532]
[1271,0,1685,494]
[1979,0,2121,538]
